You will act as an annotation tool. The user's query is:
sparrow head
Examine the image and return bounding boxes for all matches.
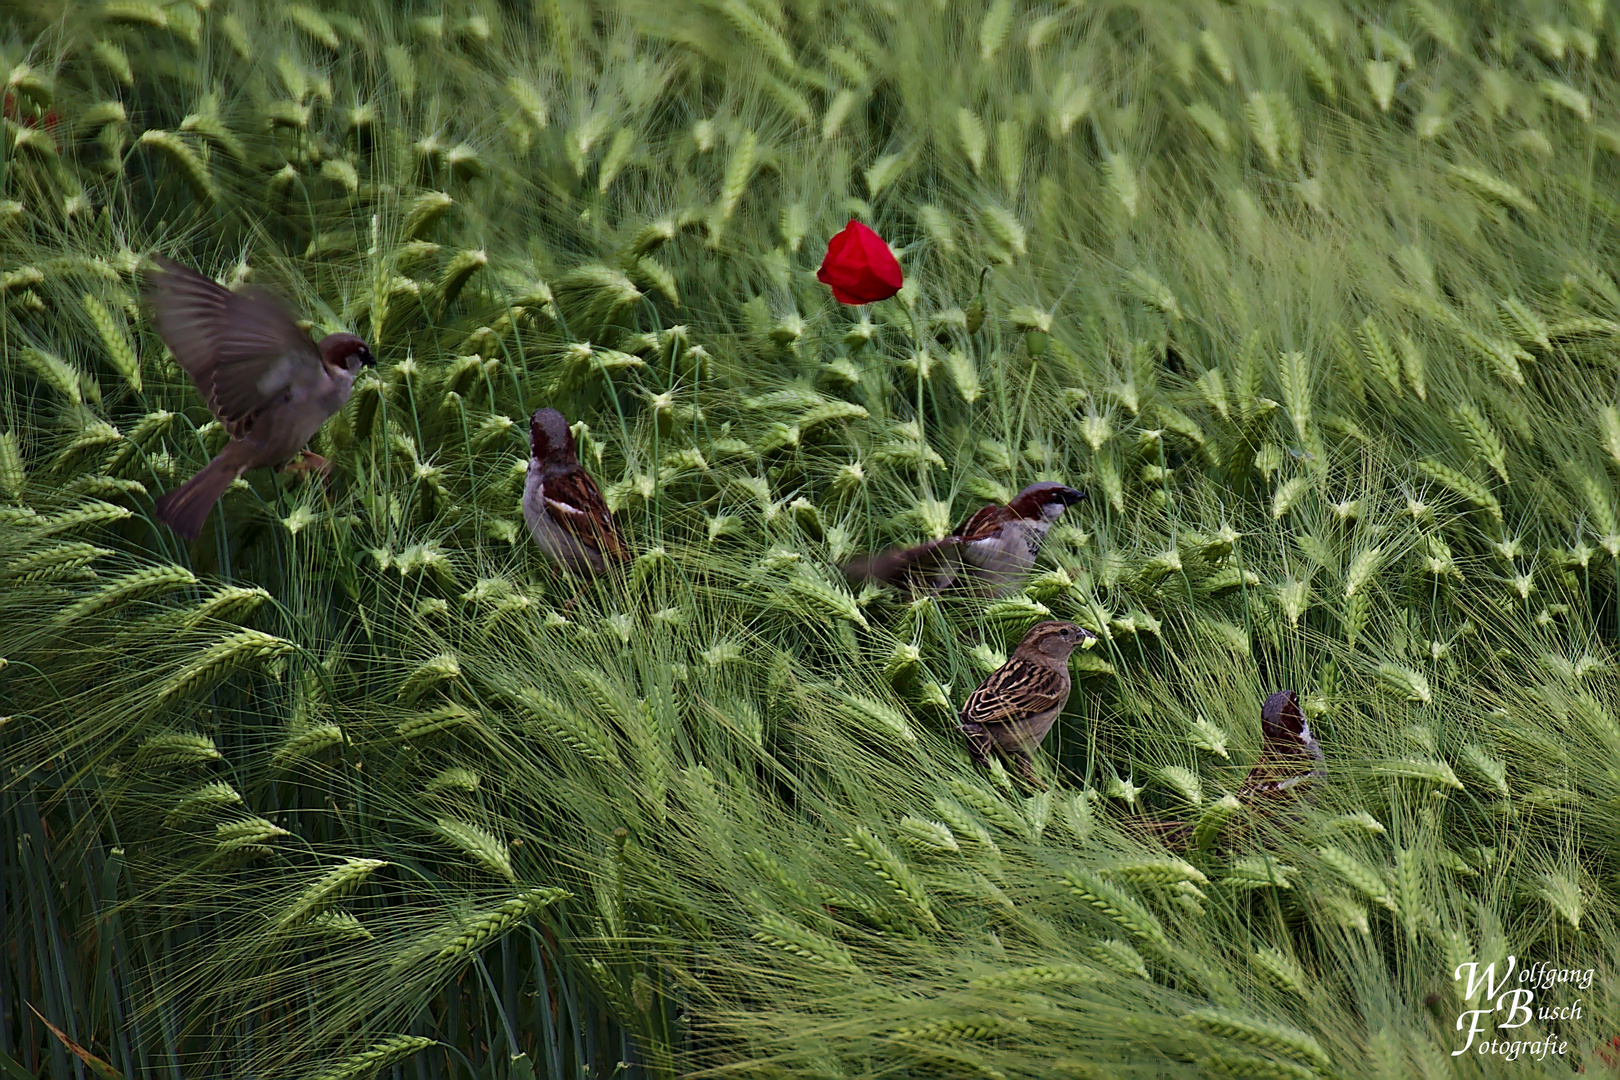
[1008,482,1088,521]
[1015,619,1096,661]
[1261,689,1323,761]
[1261,690,1303,738]
[529,407,578,463]
[318,332,375,373]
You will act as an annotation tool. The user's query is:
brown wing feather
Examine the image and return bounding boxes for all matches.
[544,469,631,563]
[960,659,1068,732]
[953,503,1012,542]
[146,256,320,437]
[146,256,231,378]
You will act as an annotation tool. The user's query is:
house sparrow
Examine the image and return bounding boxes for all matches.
[843,482,1087,596]
[521,407,631,575]
[1133,690,1326,847]
[960,620,1097,789]
[1236,690,1326,803]
[145,255,375,540]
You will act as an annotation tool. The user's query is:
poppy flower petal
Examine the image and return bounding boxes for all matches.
[817,219,903,305]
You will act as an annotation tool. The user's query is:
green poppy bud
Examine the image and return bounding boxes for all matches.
[964,266,990,335]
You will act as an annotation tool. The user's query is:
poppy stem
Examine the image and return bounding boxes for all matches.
[1013,352,1038,491]
[898,297,933,503]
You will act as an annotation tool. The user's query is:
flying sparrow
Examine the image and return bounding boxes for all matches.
[960,619,1097,789]
[843,482,1087,596]
[145,255,375,540]
[522,407,631,576]
[1133,690,1326,848]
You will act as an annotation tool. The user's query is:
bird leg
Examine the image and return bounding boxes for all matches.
[277,450,336,496]
[1126,816,1194,850]
[1011,752,1049,791]
[559,578,590,613]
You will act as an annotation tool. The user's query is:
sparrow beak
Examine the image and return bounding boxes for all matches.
[1077,626,1099,648]
[1059,487,1089,505]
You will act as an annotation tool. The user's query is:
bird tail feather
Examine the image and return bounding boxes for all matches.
[1123,816,1197,850]
[154,453,240,541]
[959,722,995,767]
[842,536,961,588]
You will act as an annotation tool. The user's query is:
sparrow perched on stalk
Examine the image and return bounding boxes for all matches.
[843,482,1087,596]
[145,255,375,540]
[521,407,631,576]
[1133,690,1326,848]
[960,620,1097,789]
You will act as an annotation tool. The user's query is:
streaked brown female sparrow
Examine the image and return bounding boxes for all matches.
[960,619,1097,788]
[843,482,1087,596]
[521,407,631,575]
[1132,689,1326,847]
[146,255,375,540]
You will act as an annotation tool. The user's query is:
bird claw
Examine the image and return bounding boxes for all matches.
[278,451,335,494]
[277,450,330,477]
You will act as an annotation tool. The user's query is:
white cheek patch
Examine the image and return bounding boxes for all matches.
[1298,720,1326,762]
[1041,502,1068,520]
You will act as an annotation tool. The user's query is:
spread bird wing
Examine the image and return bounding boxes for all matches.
[146,255,321,439]
[543,468,632,563]
[1236,690,1325,802]
[841,536,963,587]
[960,658,1069,732]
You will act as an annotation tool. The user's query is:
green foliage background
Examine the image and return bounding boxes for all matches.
[4,0,1620,1076]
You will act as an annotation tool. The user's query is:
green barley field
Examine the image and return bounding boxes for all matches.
[5,0,1620,1076]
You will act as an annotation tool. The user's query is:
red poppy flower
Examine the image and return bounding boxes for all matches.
[3,93,59,149]
[816,219,903,305]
